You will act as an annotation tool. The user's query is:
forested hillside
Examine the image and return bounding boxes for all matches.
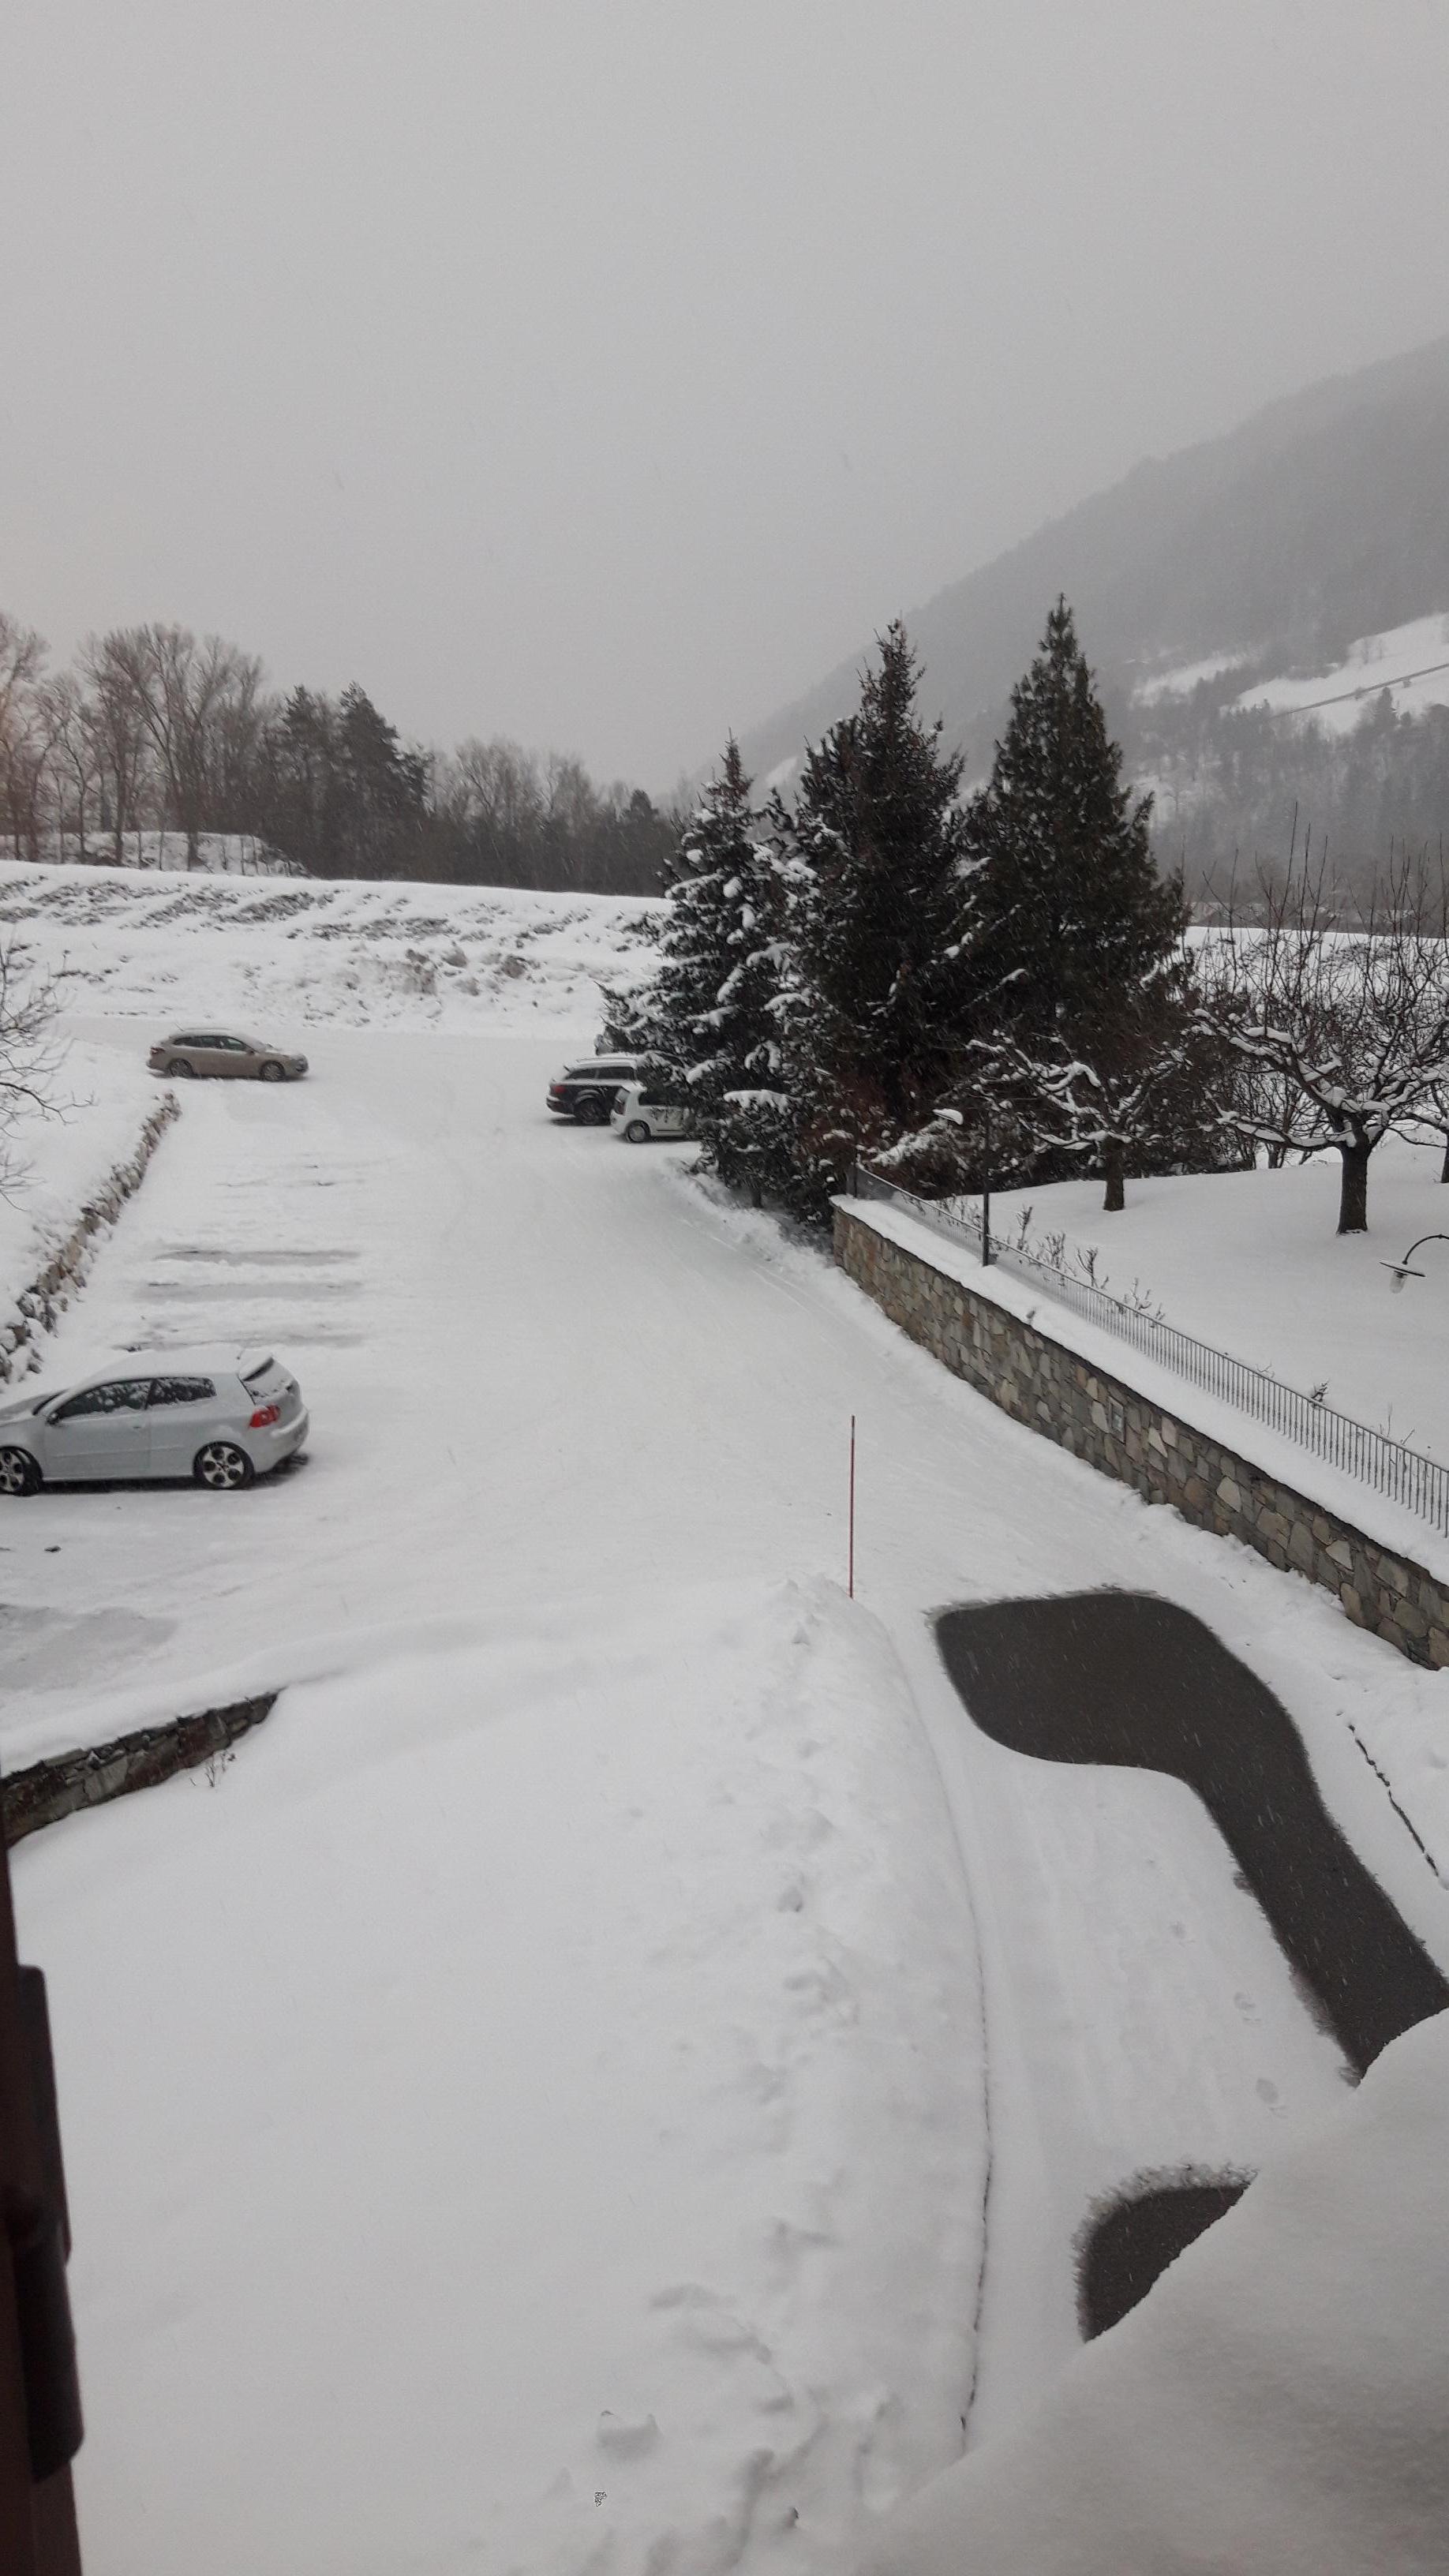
[741,334,1449,889]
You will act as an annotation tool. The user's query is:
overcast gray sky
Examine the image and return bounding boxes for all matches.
[4,0,1448,786]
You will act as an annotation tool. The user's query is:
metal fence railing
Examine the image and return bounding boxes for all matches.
[851,1162,1449,1538]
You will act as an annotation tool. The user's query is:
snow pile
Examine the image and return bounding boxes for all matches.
[859,2006,1449,2576]
[0,1035,163,1334]
[0,857,660,1031]
[17,1578,984,2576]
[1233,611,1449,734]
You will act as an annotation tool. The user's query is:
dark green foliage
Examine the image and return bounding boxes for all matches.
[963,600,1185,1044]
[789,622,974,1150]
[260,684,430,881]
[638,739,754,1076]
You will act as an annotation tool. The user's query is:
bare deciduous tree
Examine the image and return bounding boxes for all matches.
[1198,853,1449,1233]
[0,616,49,863]
[0,942,63,1193]
[103,624,265,867]
[78,632,154,863]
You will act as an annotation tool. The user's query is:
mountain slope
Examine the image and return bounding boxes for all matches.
[740,334,1449,874]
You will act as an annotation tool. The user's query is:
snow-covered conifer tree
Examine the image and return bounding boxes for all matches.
[786,623,974,1187]
[605,743,747,1071]
[961,600,1184,1043]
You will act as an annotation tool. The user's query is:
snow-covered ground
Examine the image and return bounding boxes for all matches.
[863,2007,1449,2576]
[0,856,660,1029]
[5,953,1449,2568]
[1129,612,1449,733]
[1231,610,1449,733]
[985,1146,1449,1470]
[1132,648,1252,704]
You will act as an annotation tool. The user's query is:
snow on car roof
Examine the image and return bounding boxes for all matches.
[57,1346,275,1392]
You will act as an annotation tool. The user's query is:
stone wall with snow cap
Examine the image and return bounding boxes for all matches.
[835,1200,1449,1672]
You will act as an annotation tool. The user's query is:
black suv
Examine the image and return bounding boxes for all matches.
[545,1057,650,1125]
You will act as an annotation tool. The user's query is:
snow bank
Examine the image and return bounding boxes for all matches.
[858,2006,1449,2576]
[0,857,660,1032]
[0,1035,169,1367]
[17,1578,984,2576]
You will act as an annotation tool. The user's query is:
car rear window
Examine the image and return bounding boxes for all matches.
[242,1358,283,1393]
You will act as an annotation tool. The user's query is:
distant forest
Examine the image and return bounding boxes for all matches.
[0,612,680,895]
[1121,683,1449,897]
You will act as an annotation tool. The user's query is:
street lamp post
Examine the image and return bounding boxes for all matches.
[1382,1232,1449,1292]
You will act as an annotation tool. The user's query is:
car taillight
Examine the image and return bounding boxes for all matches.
[549,1082,566,1095]
[249,1402,281,1428]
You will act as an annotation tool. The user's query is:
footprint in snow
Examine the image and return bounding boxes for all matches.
[597,2411,659,2458]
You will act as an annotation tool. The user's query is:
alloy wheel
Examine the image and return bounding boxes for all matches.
[195,1441,254,1491]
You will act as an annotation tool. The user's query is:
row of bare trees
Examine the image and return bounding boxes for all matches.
[0,612,266,871]
[0,611,679,893]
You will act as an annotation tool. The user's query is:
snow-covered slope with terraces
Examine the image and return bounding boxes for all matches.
[1227,613,1449,736]
[0,858,660,1031]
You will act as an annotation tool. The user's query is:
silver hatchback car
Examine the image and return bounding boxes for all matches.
[148,1031,309,1081]
[0,1348,309,1494]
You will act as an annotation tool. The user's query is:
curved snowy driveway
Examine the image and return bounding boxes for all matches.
[8,1020,1449,2454]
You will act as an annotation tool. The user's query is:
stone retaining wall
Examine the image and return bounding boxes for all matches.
[2,1694,277,1846]
[0,1091,179,1384]
[835,1202,1449,1671]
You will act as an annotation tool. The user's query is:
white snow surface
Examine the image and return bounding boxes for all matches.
[1132,649,1252,703]
[0,1036,160,1343]
[859,2006,1449,2576]
[0,856,661,1030]
[978,1145,1449,1488]
[845,1183,1449,1873]
[5,970,1449,2567]
[1232,611,1449,733]
[21,1578,983,2576]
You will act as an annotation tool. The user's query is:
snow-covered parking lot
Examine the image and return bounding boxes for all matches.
[8,1008,1449,2573]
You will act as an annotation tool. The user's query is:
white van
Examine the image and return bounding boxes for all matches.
[610,1082,695,1144]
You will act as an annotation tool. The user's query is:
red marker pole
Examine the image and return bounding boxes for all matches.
[848,1414,856,1600]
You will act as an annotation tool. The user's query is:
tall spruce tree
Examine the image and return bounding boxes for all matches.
[790,623,972,1147]
[961,599,1185,1043]
[627,741,750,1073]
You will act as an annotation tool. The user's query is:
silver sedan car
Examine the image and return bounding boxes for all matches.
[148,1031,309,1081]
[0,1348,309,1494]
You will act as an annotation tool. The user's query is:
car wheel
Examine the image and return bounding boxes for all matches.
[193,1440,255,1492]
[167,1058,197,1076]
[573,1094,607,1126]
[259,1060,286,1082]
[0,1447,40,1497]
[624,1119,651,1143]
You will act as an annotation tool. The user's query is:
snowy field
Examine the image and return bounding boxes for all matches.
[0,856,660,1029]
[3,927,1449,2569]
[1131,611,1449,733]
[987,1148,1449,1469]
[1232,610,1449,732]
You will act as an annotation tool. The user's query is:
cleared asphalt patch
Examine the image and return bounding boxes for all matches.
[937,1590,1449,2332]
